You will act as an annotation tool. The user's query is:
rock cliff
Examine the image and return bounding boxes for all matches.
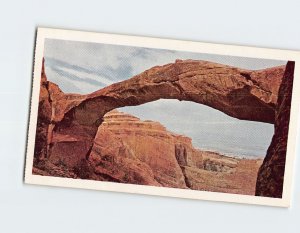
[255,61,295,198]
[88,110,262,194]
[89,110,203,188]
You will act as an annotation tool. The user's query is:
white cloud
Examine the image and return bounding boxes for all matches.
[58,66,114,86]
[45,66,102,94]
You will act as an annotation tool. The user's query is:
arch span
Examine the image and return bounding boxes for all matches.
[57,59,284,127]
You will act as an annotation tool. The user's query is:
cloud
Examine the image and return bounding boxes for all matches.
[44,66,83,93]
[56,66,114,86]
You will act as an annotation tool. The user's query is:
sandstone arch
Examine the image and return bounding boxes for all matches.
[34,59,294,198]
[58,59,284,126]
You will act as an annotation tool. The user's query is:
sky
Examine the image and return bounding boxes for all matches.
[44,39,286,157]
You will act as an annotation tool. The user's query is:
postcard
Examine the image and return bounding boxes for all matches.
[25,27,300,207]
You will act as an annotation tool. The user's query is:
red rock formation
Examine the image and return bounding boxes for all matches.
[32,59,292,197]
[183,151,262,194]
[89,126,161,185]
[89,110,203,188]
[58,60,285,125]
[255,61,295,198]
[33,59,52,161]
[87,110,262,194]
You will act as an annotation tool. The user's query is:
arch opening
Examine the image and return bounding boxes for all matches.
[86,98,273,193]
[118,99,274,158]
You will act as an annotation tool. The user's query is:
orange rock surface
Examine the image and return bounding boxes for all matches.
[88,110,262,194]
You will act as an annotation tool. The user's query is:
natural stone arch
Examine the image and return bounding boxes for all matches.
[35,59,293,198]
[58,59,284,126]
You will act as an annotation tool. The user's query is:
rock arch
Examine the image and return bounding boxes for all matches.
[34,59,294,198]
[58,59,284,125]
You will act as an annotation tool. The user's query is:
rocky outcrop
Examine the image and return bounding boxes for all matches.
[255,61,295,198]
[32,59,293,197]
[33,59,85,162]
[90,110,262,194]
[33,59,52,161]
[89,126,161,185]
[88,110,204,188]
[182,151,262,194]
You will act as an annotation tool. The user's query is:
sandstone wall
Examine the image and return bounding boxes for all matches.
[255,61,295,198]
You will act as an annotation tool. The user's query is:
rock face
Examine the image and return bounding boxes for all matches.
[255,61,295,198]
[34,65,88,162]
[33,59,52,161]
[89,110,203,188]
[90,110,262,194]
[183,151,262,194]
[32,58,293,197]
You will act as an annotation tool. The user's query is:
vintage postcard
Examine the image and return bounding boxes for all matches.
[25,28,300,207]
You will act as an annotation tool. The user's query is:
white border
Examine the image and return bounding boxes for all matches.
[25,27,300,207]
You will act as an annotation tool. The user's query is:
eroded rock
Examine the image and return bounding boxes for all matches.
[255,61,295,198]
